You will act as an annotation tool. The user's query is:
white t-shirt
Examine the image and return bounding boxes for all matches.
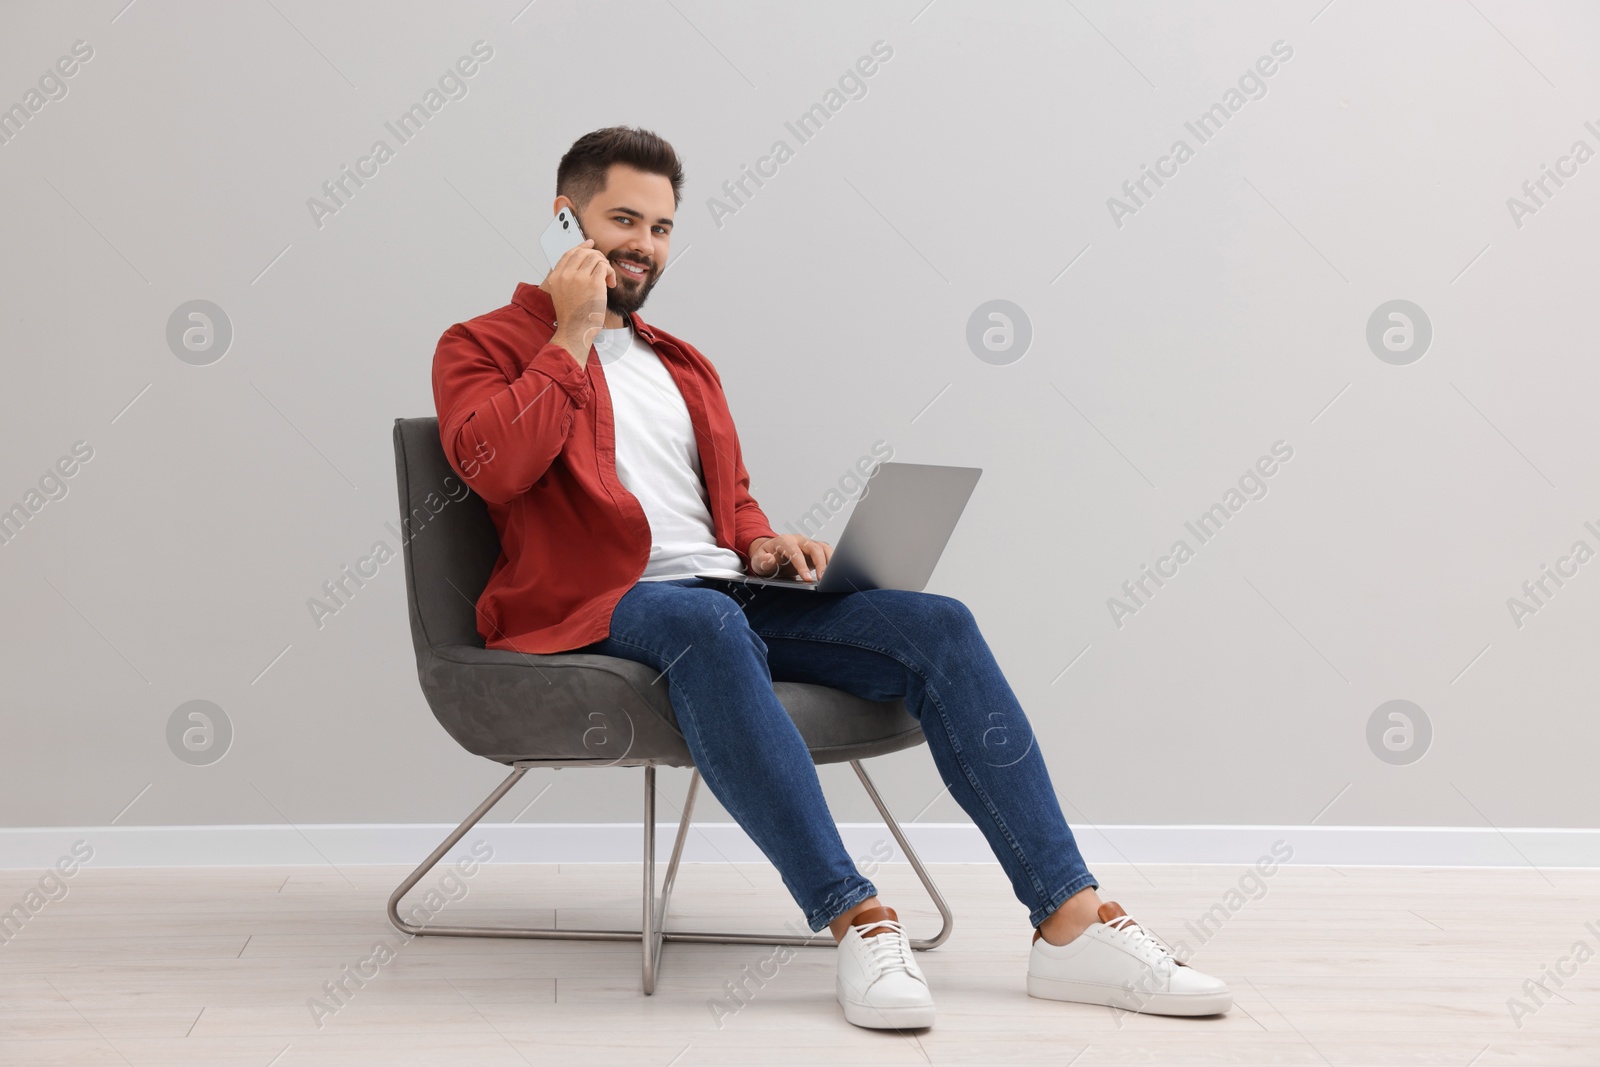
[596,322,747,582]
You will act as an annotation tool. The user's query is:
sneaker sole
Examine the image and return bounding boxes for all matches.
[837,986,935,1029]
[1026,973,1231,1016]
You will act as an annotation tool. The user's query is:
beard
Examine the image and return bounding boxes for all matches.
[606,252,660,317]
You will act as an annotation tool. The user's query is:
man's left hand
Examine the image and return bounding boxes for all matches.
[748,535,830,582]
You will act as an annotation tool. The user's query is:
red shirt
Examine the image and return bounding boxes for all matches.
[432,282,778,654]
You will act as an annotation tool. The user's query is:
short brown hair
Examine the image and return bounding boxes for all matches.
[556,126,684,212]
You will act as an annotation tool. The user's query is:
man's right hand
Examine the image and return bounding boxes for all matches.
[540,238,616,367]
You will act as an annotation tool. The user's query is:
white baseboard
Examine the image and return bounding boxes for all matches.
[2,822,1598,869]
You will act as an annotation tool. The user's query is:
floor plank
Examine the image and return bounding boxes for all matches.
[0,862,1594,1064]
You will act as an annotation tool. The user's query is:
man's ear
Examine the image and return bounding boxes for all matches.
[553,195,592,239]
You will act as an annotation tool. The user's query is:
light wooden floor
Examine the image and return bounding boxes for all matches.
[0,860,1595,1065]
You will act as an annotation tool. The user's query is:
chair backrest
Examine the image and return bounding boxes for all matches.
[392,417,501,654]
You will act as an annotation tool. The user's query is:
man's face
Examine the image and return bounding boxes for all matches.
[563,163,674,318]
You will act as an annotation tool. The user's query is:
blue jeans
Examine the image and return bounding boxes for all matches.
[573,577,1098,932]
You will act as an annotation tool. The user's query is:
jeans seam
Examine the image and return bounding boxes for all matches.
[759,629,1057,913]
[1031,872,1100,929]
[921,677,1055,909]
[601,633,748,831]
[809,881,878,934]
[600,628,874,929]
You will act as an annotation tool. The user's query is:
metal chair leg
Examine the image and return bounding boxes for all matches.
[641,766,657,993]
[649,765,700,992]
[850,759,954,950]
[387,758,955,996]
[656,766,699,930]
[649,767,953,951]
[386,764,646,946]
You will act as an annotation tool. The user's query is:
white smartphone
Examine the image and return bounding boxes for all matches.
[539,206,586,270]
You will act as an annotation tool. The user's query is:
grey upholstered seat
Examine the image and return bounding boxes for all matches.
[393,417,926,769]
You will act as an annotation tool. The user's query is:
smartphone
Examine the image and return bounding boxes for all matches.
[539,206,586,270]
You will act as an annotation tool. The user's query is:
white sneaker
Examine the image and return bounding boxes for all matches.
[1027,901,1231,1016]
[835,905,935,1029]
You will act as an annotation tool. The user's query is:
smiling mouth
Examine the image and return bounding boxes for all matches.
[617,259,650,280]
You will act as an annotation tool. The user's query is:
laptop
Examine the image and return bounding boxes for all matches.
[702,462,982,593]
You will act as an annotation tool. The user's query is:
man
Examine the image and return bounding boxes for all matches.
[432,126,1231,1030]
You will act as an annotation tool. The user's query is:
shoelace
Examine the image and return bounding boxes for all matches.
[1104,914,1182,969]
[857,920,919,980]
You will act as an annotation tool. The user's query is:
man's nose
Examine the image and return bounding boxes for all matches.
[623,232,656,260]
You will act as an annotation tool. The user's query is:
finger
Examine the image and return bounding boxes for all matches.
[591,252,616,288]
[557,249,584,283]
[556,240,595,273]
[802,541,827,578]
[578,253,610,292]
[784,544,814,581]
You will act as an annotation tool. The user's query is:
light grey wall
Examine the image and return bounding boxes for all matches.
[3,0,1596,835]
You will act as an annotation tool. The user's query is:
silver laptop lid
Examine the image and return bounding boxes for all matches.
[819,461,982,593]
